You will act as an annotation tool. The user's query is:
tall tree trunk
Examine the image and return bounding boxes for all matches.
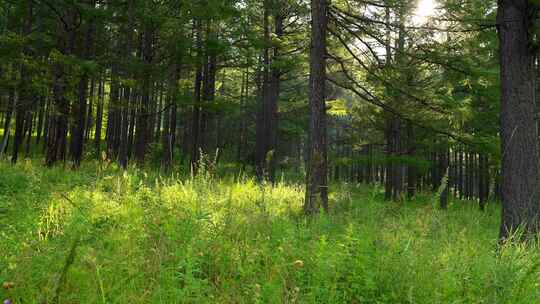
[391,12,406,201]
[85,78,95,141]
[12,0,33,164]
[304,0,329,214]
[162,62,181,171]
[118,86,130,168]
[458,147,464,199]
[190,19,203,172]
[383,4,396,201]
[479,153,489,210]
[94,76,104,157]
[70,75,88,166]
[106,68,120,159]
[42,98,50,152]
[432,152,440,192]
[256,0,272,181]
[255,1,284,182]
[451,147,458,197]
[155,86,163,142]
[267,9,283,182]
[391,116,402,201]
[439,149,449,209]
[127,92,137,158]
[135,23,154,166]
[0,69,16,156]
[384,116,393,200]
[406,122,416,199]
[201,50,217,156]
[497,0,540,240]
[46,9,76,166]
[70,0,95,168]
[118,0,135,169]
[147,83,158,144]
[24,110,33,156]
[35,96,45,146]
[465,152,471,199]
[237,67,248,161]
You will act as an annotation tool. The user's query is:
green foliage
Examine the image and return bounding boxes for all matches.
[530,0,540,7]
[327,99,348,117]
[335,153,431,169]
[2,161,540,303]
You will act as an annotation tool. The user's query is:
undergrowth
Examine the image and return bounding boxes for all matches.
[1,160,540,303]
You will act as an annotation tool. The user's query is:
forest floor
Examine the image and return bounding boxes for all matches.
[1,160,539,303]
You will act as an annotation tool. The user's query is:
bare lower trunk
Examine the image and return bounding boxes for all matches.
[94,77,104,157]
[162,63,181,171]
[497,0,540,240]
[135,24,154,166]
[304,0,329,214]
[439,150,449,209]
[406,122,416,199]
[190,20,203,172]
[255,0,281,182]
[479,153,489,210]
[46,9,76,166]
[12,0,33,164]
[0,73,16,155]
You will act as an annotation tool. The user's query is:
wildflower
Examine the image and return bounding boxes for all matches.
[4,299,12,304]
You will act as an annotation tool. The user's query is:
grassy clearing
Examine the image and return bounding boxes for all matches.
[1,160,540,303]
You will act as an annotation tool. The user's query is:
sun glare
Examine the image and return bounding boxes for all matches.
[413,0,436,24]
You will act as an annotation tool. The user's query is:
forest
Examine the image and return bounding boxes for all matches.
[1,0,540,302]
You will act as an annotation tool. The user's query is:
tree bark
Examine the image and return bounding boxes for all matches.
[12,0,33,164]
[479,153,489,210]
[94,76,104,157]
[23,110,33,156]
[118,0,135,169]
[201,49,217,156]
[255,0,282,183]
[190,19,203,172]
[162,62,181,171]
[46,8,77,166]
[35,96,45,146]
[135,23,154,166]
[70,0,95,168]
[106,67,120,159]
[304,0,329,214]
[0,69,16,156]
[406,122,416,199]
[497,0,540,240]
[458,148,464,199]
[439,149,449,209]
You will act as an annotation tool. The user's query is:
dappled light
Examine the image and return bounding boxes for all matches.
[0,0,538,302]
[3,161,538,302]
[413,0,437,24]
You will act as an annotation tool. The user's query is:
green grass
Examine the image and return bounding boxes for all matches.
[1,160,540,303]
